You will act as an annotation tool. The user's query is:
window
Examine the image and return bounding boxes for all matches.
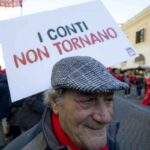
[135,29,145,44]
[135,54,145,64]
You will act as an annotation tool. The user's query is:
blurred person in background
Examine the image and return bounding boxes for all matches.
[135,75,144,99]
[123,73,131,97]
[0,73,11,149]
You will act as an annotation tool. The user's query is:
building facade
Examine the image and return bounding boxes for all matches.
[114,6,150,70]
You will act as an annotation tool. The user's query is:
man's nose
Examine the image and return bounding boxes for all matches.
[92,101,112,124]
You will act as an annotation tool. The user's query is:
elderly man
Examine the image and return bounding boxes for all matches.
[4,56,128,150]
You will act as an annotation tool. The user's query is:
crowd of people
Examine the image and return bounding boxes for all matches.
[112,70,148,100]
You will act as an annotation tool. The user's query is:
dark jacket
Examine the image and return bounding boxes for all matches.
[136,77,144,88]
[0,74,11,119]
[3,107,120,150]
[16,92,45,131]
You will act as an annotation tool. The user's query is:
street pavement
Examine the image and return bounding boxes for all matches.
[113,86,150,150]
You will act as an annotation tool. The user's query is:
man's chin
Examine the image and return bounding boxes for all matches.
[83,140,106,150]
[79,134,107,150]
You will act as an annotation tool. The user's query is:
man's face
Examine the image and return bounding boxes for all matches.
[54,90,114,150]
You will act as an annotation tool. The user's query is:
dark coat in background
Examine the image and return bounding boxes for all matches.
[0,74,11,119]
[16,92,45,131]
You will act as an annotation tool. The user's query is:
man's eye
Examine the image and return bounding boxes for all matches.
[83,98,96,103]
[105,98,113,102]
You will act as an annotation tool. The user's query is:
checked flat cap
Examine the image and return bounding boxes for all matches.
[51,56,128,93]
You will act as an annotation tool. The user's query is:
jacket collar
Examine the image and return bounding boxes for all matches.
[42,106,69,150]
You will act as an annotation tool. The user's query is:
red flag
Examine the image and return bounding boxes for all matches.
[0,0,23,7]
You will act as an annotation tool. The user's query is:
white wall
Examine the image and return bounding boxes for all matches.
[0,7,21,69]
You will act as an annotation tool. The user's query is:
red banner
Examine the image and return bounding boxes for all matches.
[0,0,22,7]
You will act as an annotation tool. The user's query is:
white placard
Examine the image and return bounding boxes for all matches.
[0,0,138,102]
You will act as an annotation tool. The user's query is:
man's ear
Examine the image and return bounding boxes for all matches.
[50,98,60,115]
[51,102,59,115]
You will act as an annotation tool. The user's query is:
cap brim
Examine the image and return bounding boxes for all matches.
[56,69,129,93]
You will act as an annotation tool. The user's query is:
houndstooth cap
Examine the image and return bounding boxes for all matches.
[51,56,128,93]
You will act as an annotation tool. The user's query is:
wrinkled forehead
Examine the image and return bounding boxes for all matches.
[64,89,114,97]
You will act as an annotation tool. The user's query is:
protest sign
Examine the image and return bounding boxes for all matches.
[0,0,138,101]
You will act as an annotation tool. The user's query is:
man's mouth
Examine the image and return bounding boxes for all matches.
[84,124,105,130]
